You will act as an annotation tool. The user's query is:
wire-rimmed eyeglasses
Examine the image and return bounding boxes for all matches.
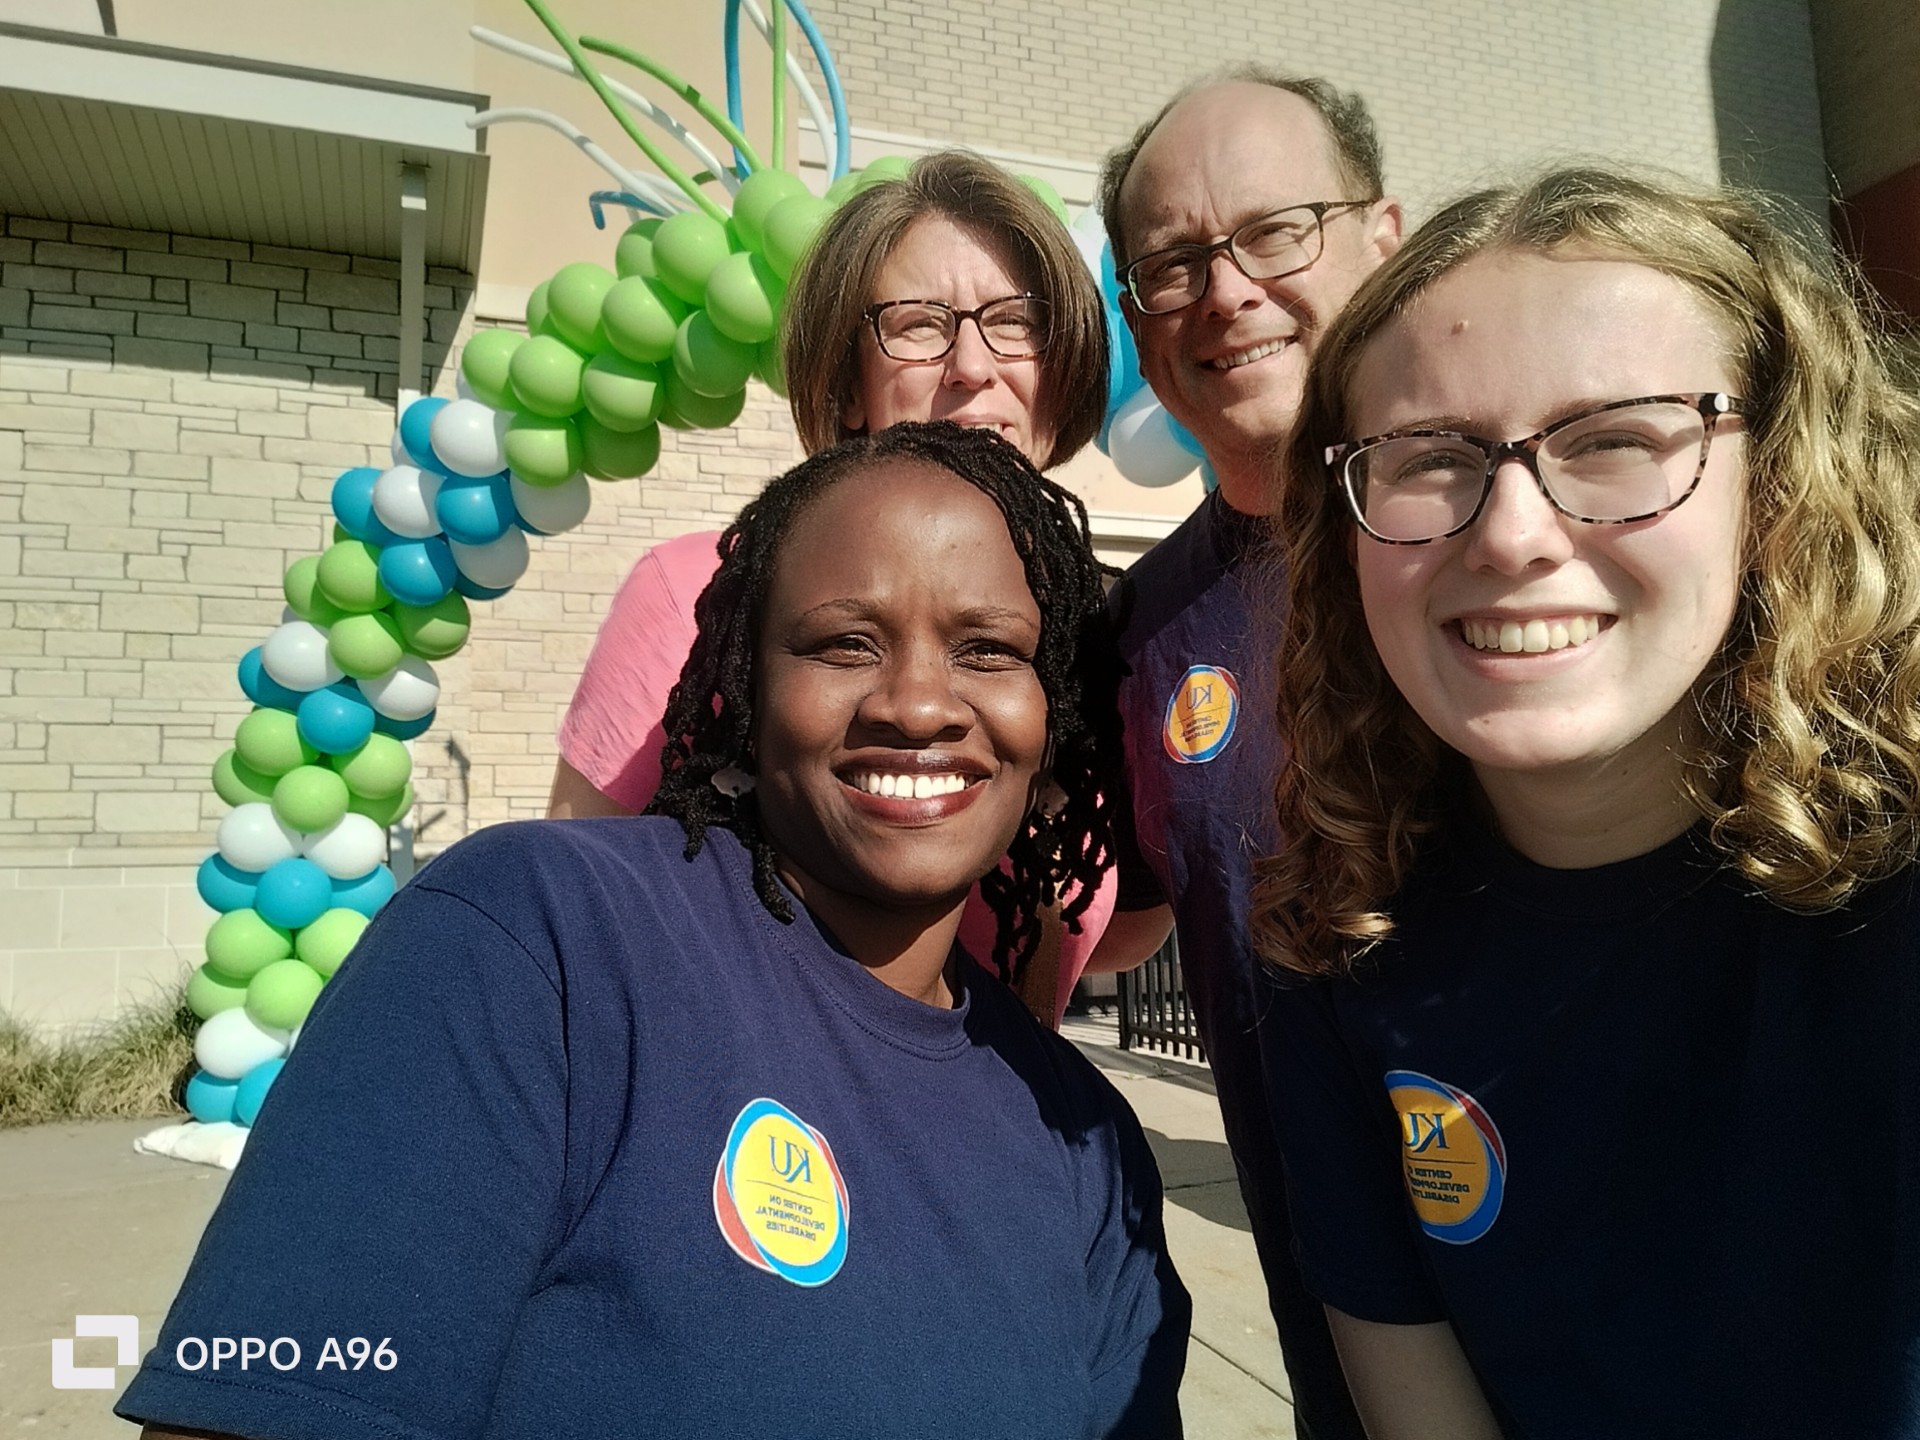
[862,295,1052,362]
[1327,393,1746,545]
[1121,200,1375,315]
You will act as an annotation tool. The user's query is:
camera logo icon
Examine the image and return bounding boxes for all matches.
[51,1315,140,1390]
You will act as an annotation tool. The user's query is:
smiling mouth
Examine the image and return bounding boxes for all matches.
[1207,338,1289,371]
[1458,615,1605,653]
[849,771,978,799]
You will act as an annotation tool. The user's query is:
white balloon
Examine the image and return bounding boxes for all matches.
[1106,386,1201,488]
[217,802,303,872]
[389,430,411,468]
[511,471,592,535]
[301,811,388,880]
[260,620,343,692]
[358,654,440,721]
[448,526,530,588]
[194,1007,290,1080]
[454,372,477,403]
[372,464,445,539]
[430,399,511,479]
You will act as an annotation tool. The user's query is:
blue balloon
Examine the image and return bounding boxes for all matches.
[373,707,437,741]
[454,573,513,602]
[377,536,459,607]
[435,471,516,546]
[254,857,335,931]
[398,396,450,470]
[196,854,260,914]
[332,864,398,918]
[331,467,403,547]
[238,647,309,710]
[296,681,377,755]
[234,1056,287,1128]
[185,1070,241,1125]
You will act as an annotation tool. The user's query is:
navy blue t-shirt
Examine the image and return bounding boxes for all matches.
[118,818,1189,1440]
[1263,820,1920,1437]
[1111,491,1361,1440]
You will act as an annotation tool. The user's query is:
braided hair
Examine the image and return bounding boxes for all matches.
[646,421,1123,986]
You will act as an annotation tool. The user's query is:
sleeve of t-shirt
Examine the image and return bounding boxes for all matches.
[1260,975,1448,1325]
[1081,1075,1192,1438]
[114,879,569,1440]
[556,533,715,812]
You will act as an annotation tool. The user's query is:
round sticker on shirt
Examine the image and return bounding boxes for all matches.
[1162,664,1240,764]
[713,1097,850,1286]
[1385,1070,1507,1245]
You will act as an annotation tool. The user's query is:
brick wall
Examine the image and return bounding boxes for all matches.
[803,0,1827,224]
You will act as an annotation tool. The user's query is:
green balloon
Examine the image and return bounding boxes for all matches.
[283,555,348,627]
[754,338,787,398]
[824,172,859,205]
[333,733,412,800]
[661,370,746,430]
[205,908,293,979]
[1017,173,1070,226]
[546,261,616,353]
[294,907,369,978]
[581,416,661,481]
[507,334,588,419]
[503,412,583,486]
[601,275,686,365]
[857,155,912,190]
[731,168,811,253]
[315,539,391,614]
[614,217,663,280]
[186,962,252,1020]
[704,251,783,345]
[761,194,833,281]
[390,592,471,661]
[327,611,404,680]
[332,522,352,545]
[272,764,351,834]
[461,328,525,410]
[213,747,279,807]
[526,279,556,338]
[582,351,664,432]
[247,958,326,1029]
[348,779,413,826]
[673,311,757,398]
[235,707,317,779]
[651,211,733,306]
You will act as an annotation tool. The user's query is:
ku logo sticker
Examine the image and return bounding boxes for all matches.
[1386,1070,1507,1244]
[1163,664,1239,764]
[713,1098,850,1286]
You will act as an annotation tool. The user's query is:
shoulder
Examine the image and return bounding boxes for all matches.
[607,530,722,624]
[966,971,1145,1142]
[1111,501,1233,656]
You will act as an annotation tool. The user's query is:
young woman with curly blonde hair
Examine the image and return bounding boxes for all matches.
[1250,167,1920,1437]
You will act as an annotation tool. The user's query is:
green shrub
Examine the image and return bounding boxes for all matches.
[0,991,195,1128]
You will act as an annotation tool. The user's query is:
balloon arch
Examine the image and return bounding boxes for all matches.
[152,0,1202,1161]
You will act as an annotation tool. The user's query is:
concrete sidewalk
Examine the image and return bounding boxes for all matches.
[0,1015,1291,1437]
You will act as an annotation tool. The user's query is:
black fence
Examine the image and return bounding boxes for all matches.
[1116,933,1206,1062]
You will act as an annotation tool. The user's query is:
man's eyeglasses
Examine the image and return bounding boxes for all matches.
[863,295,1052,362]
[1121,200,1375,315]
[1327,393,1746,545]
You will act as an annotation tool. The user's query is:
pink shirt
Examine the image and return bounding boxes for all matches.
[559,531,1117,1020]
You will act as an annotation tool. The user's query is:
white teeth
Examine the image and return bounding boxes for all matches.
[1209,338,1287,370]
[1461,616,1602,654]
[855,772,969,797]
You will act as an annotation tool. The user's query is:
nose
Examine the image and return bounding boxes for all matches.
[1199,246,1265,318]
[1461,456,1576,574]
[942,316,997,389]
[857,644,973,742]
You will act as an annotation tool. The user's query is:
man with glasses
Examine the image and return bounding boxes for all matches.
[1090,70,1402,1440]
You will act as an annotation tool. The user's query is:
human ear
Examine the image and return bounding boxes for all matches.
[840,387,867,434]
[1367,197,1406,265]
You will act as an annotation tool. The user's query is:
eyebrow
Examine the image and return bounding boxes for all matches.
[1371,396,1651,436]
[795,598,1038,630]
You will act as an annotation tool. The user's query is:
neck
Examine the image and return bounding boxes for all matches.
[1471,735,1698,870]
[777,866,965,1008]
[1206,443,1282,517]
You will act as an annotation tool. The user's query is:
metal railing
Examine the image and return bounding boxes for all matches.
[1116,932,1206,1062]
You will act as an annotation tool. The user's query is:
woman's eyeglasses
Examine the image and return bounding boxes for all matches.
[863,295,1052,362]
[1328,392,1746,545]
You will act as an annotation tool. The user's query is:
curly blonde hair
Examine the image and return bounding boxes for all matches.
[1250,166,1920,978]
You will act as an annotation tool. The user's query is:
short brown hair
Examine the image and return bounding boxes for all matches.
[1098,69,1385,267]
[780,150,1107,470]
